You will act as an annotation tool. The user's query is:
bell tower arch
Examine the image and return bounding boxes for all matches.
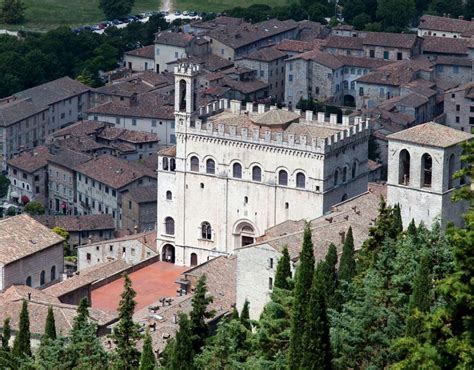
[174,62,199,131]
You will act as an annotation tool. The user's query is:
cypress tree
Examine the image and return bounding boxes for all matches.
[288,223,315,369]
[392,203,403,237]
[324,243,338,310]
[240,299,251,330]
[44,306,57,341]
[231,306,239,321]
[274,245,292,290]
[139,330,156,370]
[407,219,417,238]
[301,261,332,369]
[406,253,432,337]
[111,274,141,369]
[169,313,194,370]
[339,226,356,283]
[12,300,31,359]
[189,275,214,353]
[2,318,11,351]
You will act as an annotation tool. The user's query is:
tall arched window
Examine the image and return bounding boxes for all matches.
[40,270,46,286]
[165,217,175,235]
[352,160,358,178]
[201,222,212,240]
[162,157,169,171]
[422,153,432,187]
[170,158,176,172]
[334,168,339,186]
[190,253,198,266]
[278,170,288,186]
[50,265,56,281]
[26,276,32,287]
[233,163,242,178]
[206,159,215,174]
[252,166,262,182]
[296,172,306,188]
[342,167,347,183]
[190,156,199,172]
[179,79,187,111]
[448,154,455,189]
[399,149,411,185]
[166,191,172,200]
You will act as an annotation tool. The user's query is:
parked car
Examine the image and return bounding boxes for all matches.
[112,19,122,25]
[175,10,181,15]
[127,15,138,22]
[182,11,189,16]
[189,11,197,16]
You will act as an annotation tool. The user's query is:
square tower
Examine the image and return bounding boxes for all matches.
[387,122,472,228]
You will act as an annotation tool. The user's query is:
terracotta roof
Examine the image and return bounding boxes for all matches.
[52,120,108,138]
[0,214,64,265]
[243,47,287,62]
[336,55,393,69]
[422,35,468,55]
[33,214,115,232]
[368,159,382,171]
[97,127,159,143]
[124,45,155,59]
[191,16,244,31]
[222,77,268,94]
[275,39,316,53]
[47,147,92,170]
[333,24,354,31]
[158,145,176,157]
[323,35,364,50]
[75,154,156,189]
[123,186,157,204]
[0,286,117,337]
[7,146,50,173]
[168,54,233,72]
[94,80,154,97]
[15,77,90,107]
[154,32,193,47]
[418,15,474,34]
[432,55,472,67]
[289,49,344,69]
[362,32,418,49]
[0,98,47,127]
[387,122,473,147]
[250,109,300,126]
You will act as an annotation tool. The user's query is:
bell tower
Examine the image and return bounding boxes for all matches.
[174,62,199,132]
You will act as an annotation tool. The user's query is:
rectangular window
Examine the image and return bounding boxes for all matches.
[269,277,273,290]
[87,253,91,261]
[369,50,375,58]
[456,116,460,123]
[288,74,293,82]
[397,52,403,60]
[116,117,120,124]
[109,245,113,252]
[156,48,160,55]
[383,51,389,59]
[470,106,474,113]
[129,200,132,210]
[269,258,273,269]
[132,119,137,126]
[151,120,157,127]
[456,104,460,111]
[105,186,109,194]
[112,190,116,197]
[175,51,179,58]
[170,134,176,144]
[453,65,459,74]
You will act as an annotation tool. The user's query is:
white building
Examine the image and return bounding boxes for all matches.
[387,122,472,228]
[156,63,370,266]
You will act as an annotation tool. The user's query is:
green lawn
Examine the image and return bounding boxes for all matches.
[173,0,288,13]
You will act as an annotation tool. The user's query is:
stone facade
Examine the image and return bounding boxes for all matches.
[444,82,474,132]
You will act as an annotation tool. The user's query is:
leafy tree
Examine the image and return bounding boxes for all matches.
[407,219,418,238]
[392,203,403,236]
[0,175,10,198]
[1,318,11,351]
[231,306,239,321]
[12,300,31,359]
[339,226,356,283]
[376,0,416,31]
[0,0,26,24]
[288,223,315,369]
[301,262,332,369]
[34,336,68,369]
[139,330,156,370]
[111,274,141,369]
[240,300,251,330]
[23,200,45,215]
[52,226,71,255]
[44,306,57,341]
[99,0,135,20]
[429,0,463,17]
[165,313,194,370]
[189,275,214,354]
[274,245,292,290]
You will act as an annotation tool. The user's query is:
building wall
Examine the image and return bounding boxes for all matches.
[121,198,157,234]
[284,58,309,104]
[8,166,47,205]
[47,92,90,134]
[123,55,154,72]
[445,89,474,132]
[48,163,76,214]
[68,229,114,248]
[418,29,463,39]
[363,46,412,60]
[154,44,187,73]
[2,243,63,290]
[434,64,472,87]
[356,82,400,109]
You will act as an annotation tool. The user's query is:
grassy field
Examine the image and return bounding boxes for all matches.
[0,0,288,32]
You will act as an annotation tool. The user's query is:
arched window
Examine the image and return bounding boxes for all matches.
[422,153,432,187]
[50,266,56,281]
[179,79,187,111]
[334,168,339,186]
[233,163,242,178]
[170,158,176,172]
[399,149,410,185]
[342,167,347,183]
[296,172,306,189]
[201,222,212,240]
[341,193,348,202]
[252,166,262,182]
[190,253,198,266]
[165,217,175,235]
[352,160,358,178]
[26,276,32,287]
[278,170,288,186]
[40,270,46,286]
[190,156,199,172]
[448,154,455,189]
[162,157,169,170]
[166,191,172,200]
[206,159,215,174]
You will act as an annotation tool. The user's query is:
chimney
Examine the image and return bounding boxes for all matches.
[459,15,464,20]
[229,100,241,114]
[134,225,138,234]
[88,235,92,244]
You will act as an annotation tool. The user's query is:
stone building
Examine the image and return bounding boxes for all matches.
[387,122,472,228]
[417,14,474,39]
[444,81,474,132]
[121,186,157,234]
[0,214,64,290]
[156,63,370,266]
[123,45,155,72]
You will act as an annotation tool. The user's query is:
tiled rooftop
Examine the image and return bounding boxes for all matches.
[34,214,115,232]
[123,186,157,204]
[7,145,50,173]
[418,14,474,34]
[125,45,155,59]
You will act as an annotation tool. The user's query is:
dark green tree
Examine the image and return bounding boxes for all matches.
[301,262,332,369]
[231,306,239,321]
[377,0,416,31]
[0,175,10,199]
[339,226,356,283]
[166,313,194,370]
[12,300,31,359]
[322,243,339,310]
[407,219,417,238]
[406,253,432,337]
[274,245,292,290]
[392,203,403,237]
[2,318,11,351]
[189,275,214,354]
[99,0,135,19]
[429,0,463,17]
[23,200,45,215]
[240,299,251,331]
[111,274,141,369]
[44,306,57,341]
[0,0,26,24]
[139,330,156,370]
[288,223,315,369]
[34,336,68,369]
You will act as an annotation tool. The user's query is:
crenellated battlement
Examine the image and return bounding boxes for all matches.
[174,62,200,76]
[180,98,370,155]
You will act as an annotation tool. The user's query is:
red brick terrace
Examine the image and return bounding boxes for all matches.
[91,261,187,312]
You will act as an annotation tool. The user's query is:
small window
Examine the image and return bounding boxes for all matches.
[51,266,56,281]
[269,258,273,269]
[233,163,242,178]
[40,270,46,285]
[383,51,389,60]
[244,196,248,204]
[269,277,273,290]
[334,169,339,186]
[170,158,176,171]
[201,222,212,240]
[166,191,172,200]
[278,170,288,186]
[163,157,169,170]
[252,166,262,182]
[296,172,306,189]
[206,159,215,174]
[200,183,204,189]
[285,202,289,209]
[109,245,113,252]
[190,156,199,172]
[26,276,32,287]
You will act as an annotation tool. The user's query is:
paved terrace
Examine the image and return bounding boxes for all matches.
[91,261,187,312]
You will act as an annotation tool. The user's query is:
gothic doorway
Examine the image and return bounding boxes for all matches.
[162,244,175,263]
